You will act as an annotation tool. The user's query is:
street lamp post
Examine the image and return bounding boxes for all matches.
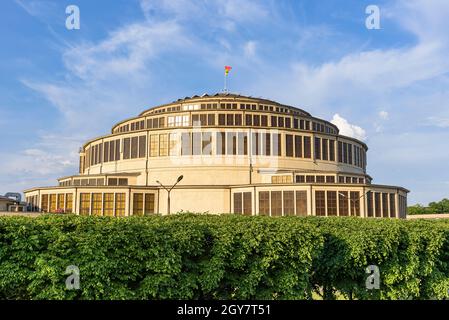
[156,175,183,214]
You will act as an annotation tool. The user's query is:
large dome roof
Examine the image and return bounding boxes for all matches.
[139,92,312,117]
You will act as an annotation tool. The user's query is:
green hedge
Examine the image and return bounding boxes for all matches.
[1,214,449,300]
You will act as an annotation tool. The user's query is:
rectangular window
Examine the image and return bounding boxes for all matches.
[104,141,110,162]
[181,133,191,155]
[80,193,91,216]
[259,191,270,216]
[233,193,242,214]
[367,191,373,217]
[329,140,335,161]
[303,136,311,158]
[326,176,335,183]
[245,114,252,126]
[278,117,284,127]
[265,133,271,156]
[350,191,360,216]
[169,133,178,156]
[41,194,49,212]
[271,116,277,127]
[207,114,215,126]
[57,194,64,211]
[296,175,305,183]
[150,134,159,157]
[382,193,389,218]
[315,137,321,160]
[339,191,349,216]
[115,193,126,217]
[251,132,259,155]
[92,193,102,216]
[338,141,343,163]
[271,191,282,216]
[306,175,315,183]
[295,191,307,216]
[389,194,396,218]
[285,117,291,128]
[115,140,120,161]
[315,191,326,216]
[145,193,155,215]
[65,194,73,213]
[226,114,234,126]
[322,139,328,161]
[348,144,353,165]
[243,192,252,216]
[237,132,248,155]
[235,114,242,126]
[273,133,281,156]
[133,193,143,216]
[118,178,128,186]
[253,115,260,126]
[139,135,146,158]
[226,132,237,155]
[375,192,381,217]
[218,114,226,125]
[294,118,299,129]
[283,191,295,216]
[327,191,337,216]
[192,132,202,155]
[202,132,212,155]
[216,132,225,155]
[294,135,302,158]
[103,193,114,216]
[261,115,268,126]
[50,194,57,213]
[123,138,130,160]
[131,136,138,159]
[286,134,293,157]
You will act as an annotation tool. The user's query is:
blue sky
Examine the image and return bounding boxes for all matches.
[1,0,449,205]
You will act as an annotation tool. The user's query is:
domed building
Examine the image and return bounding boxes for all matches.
[24,93,408,218]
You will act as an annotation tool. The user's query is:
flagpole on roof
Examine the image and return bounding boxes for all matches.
[224,71,227,93]
[224,66,232,93]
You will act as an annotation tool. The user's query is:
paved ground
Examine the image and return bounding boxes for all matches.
[0,211,42,217]
[407,214,449,219]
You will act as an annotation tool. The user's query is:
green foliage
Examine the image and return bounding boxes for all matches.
[1,214,449,300]
[408,198,449,215]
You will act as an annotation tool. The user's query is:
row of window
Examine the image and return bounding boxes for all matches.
[258,190,308,216]
[271,175,368,184]
[116,117,165,133]
[315,191,361,216]
[296,175,367,184]
[113,112,337,135]
[337,141,366,168]
[149,101,305,115]
[59,178,128,187]
[40,193,73,213]
[78,192,155,216]
[26,195,39,212]
[84,132,364,170]
[366,192,398,218]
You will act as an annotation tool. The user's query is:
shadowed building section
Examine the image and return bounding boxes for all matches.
[24,93,408,218]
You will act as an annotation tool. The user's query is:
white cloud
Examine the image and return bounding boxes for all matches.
[426,117,449,128]
[379,111,389,120]
[330,114,367,141]
[243,41,257,58]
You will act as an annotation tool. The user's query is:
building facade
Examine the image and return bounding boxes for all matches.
[24,93,408,218]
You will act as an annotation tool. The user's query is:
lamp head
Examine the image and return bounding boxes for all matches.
[177,175,184,183]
